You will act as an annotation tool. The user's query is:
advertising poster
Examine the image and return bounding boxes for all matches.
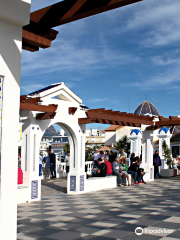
[0,76,4,218]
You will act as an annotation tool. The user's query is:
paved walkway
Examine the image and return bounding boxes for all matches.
[18,177,180,240]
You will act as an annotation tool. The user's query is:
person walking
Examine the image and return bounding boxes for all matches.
[153,150,162,178]
[49,150,56,178]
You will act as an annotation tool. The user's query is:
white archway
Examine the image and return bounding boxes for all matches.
[20,83,87,202]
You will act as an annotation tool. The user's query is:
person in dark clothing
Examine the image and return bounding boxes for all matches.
[93,158,107,177]
[109,151,116,164]
[127,160,145,185]
[130,153,136,164]
[153,150,162,178]
[138,155,146,184]
[49,150,56,178]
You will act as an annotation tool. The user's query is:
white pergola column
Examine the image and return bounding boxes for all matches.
[129,129,142,157]
[67,124,87,194]
[0,1,31,239]
[141,125,154,182]
[157,127,172,169]
[21,119,41,202]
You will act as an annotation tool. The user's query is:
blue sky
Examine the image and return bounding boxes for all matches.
[21,0,180,131]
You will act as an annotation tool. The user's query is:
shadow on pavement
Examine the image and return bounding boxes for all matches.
[41,178,67,195]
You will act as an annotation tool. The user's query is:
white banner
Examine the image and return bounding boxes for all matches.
[0,75,4,218]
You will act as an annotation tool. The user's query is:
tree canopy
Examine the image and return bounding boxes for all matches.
[63,143,70,153]
[115,135,130,155]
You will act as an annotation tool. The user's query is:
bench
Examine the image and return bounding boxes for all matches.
[85,175,117,193]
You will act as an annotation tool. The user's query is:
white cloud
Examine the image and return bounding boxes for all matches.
[150,56,178,66]
[121,65,180,90]
[151,98,158,103]
[21,83,46,94]
[87,98,109,103]
[21,31,139,77]
[112,0,180,47]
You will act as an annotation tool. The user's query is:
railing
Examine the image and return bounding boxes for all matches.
[56,162,66,178]
[86,161,93,175]
[55,161,94,177]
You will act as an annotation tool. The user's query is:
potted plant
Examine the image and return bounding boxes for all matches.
[161,140,174,177]
[162,140,172,169]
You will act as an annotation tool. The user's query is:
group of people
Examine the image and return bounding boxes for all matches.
[92,149,146,187]
[40,150,57,179]
[39,150,70,179]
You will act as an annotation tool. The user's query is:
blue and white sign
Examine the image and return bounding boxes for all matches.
[0,76,4,218]
[80,175,84,191]
[70,176,76,191]
[150,168,153,180]
[31,180,38,199]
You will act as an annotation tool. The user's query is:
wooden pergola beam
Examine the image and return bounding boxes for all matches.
[103,119,111,124]
[155,120,180,126]
[88,108,105,113]
[86,111,153,125]
[22,42,39,52]
[69,107,77,115]
[20,103,57,112]
[102,109,113,114]
[22,22,58,52]
[23,29,52,49]
[111,111,120,116]
[23,0,143,51]
[36,112,56,120]
[30,0,143,28]
[20,95,41,104]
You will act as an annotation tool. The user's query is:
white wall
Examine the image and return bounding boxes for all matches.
[116,126,139,141]
[0,1,31,239]
[105,131,116,146]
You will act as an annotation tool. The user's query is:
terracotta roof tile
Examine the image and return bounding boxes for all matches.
[105,125,121,131]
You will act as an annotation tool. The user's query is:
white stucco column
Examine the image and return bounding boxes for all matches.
[21,118,41,202]
[67,124,87,194]
[157,127,172,169]
[141,125,154,182]
[129,129,142,158]
[0,1,31,239]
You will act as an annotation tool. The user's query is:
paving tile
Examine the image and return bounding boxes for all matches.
[75,226,103,234]
[164,217,180,223]
[159,237,180,240]
[103,229,131,239]
[91,221,118,228]
[17,177,180,240]
[152,221,180,230]
[165,230,180,239]
[122,232,164,240]
[46,230,82,240]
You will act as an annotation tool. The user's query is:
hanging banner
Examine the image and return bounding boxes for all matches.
[0,75,4,218]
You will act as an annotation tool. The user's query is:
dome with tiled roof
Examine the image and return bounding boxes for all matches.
[134,101,160,116]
